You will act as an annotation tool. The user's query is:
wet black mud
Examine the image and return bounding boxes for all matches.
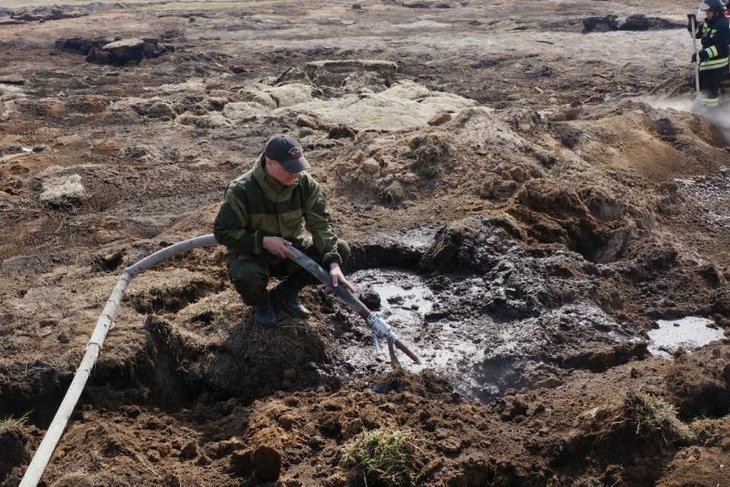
[333,219,650,401]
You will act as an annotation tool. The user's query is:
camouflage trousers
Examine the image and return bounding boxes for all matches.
[227,238,350,305]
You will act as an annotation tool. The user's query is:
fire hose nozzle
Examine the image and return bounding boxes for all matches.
[367,312,395,354]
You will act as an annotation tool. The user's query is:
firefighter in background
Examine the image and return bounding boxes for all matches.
[688,0,730,109]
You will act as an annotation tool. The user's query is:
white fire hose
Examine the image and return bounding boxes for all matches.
[20,232,420,485]
[19,234,217,487]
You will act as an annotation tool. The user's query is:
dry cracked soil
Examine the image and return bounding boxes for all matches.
[1,0,730,486]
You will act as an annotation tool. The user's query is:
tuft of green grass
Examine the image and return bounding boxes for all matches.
[0,412,30,432]
[623,391,694,445]
[342,428,419,487]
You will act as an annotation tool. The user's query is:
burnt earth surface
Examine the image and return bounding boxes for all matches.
[1,0,729,486]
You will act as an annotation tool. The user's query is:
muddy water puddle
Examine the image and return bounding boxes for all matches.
[366,278,433,322]
[340,269,484,396]
[338,268,649,401]
[648,316,725,358]
[339,269,541,400]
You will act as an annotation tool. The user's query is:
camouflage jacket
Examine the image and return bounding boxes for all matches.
[213,153,343,266]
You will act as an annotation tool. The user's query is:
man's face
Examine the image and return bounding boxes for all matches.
[704,8,715,20]
[265,157,301,186]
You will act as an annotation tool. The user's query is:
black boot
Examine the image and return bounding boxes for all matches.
[271,272,311,318]
[253,294,278,327]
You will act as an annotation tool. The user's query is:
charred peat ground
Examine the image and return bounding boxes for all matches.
[1,0,730,486]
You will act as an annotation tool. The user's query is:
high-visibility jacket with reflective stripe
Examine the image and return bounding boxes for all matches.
[694,14,730,72]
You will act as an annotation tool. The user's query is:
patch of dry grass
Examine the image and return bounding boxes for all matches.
[623,390,694,446]
[342,428,421,487]
[689,417,729,447]
[0,411,30,431]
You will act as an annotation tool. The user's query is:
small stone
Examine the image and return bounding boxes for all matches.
[0,76,26,85]
[440,438,461,455]
[381,180,406,205]
[252,445,282,481]
[102,38,145,50]
[398,172,419,184]
[428,112,451,126]
[359,289,381,310]
[342,419,363,439]
[277,413,297,430]
[180,440,200,460]
[328,125,356,139]
[361,158,380,174]
[296,114,320,129]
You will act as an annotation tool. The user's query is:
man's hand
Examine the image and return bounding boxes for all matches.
[329,263,355,292]
[691,50,710,63]
[262,236,296,259]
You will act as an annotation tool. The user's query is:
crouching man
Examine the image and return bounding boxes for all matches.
[214,134,354,326]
